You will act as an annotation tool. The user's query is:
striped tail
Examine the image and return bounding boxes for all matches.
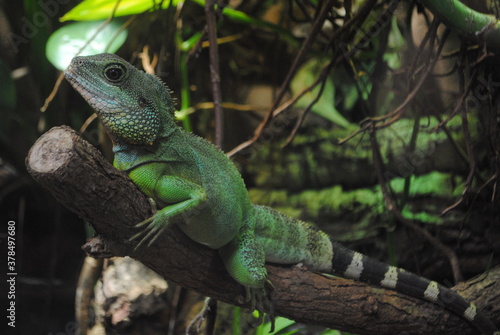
[330,240,499,335]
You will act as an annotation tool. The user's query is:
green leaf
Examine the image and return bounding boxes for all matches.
[60,0,177,22]
[46,20,128,70]
[383,16,405,69]
[252,312,299,335]
[61,0,298,47]
[291,59,352,128]
[340,82,359,111]
[319,329,343,335]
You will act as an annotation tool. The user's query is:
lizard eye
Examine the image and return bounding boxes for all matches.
[104,64,126,82]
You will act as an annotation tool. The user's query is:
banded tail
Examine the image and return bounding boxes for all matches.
[330,240,499,335]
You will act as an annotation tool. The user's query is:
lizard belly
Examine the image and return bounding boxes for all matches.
[176,206,242,249]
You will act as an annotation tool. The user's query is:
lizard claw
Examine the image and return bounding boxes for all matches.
[134,216,154,228]
[245,281,275,332]
[129,198,174,250]
[129,214,167,249]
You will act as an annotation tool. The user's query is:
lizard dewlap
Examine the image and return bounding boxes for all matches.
[64,53,499,335]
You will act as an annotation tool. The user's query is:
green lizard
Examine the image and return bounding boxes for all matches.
[64,53,499,335]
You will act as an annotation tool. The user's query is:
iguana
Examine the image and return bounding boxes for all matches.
[64,53,499,335]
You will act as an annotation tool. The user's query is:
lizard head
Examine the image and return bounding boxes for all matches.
[64,53,176,145]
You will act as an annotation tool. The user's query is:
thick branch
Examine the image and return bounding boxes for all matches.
[26,126,500,335]
[418,0,500,50]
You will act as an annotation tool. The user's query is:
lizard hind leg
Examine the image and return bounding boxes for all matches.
[218,228,268,291]
[218,229,273,317]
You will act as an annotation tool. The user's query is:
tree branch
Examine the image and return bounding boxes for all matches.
[26,126,500,335]
[418,0,500,50]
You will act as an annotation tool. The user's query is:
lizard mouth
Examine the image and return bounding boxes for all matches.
[64,67,123,115]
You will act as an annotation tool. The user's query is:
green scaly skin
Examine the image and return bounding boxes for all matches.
[64,53,499,335]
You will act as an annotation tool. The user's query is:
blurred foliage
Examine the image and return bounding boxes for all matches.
[60,0,177,21]
[46,19,128,70]
[291,58,353,127]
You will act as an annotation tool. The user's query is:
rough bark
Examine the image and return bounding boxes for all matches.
[26,126,500,335]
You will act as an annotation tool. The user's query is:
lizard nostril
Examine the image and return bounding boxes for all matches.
[74,57,84,66]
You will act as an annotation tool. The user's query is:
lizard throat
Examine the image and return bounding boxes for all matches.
[99,109,161,145]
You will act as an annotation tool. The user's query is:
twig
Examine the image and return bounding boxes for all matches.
[441,53,478,215]
[339,19,449,145]
[434,72,477,131]
[228,0,381,156]
[283,57,335,146]
[338,60,434,145]
[407,18,440,89]
[139,45,159,74]
[79,113,98,134]
[205,0,224,148]
[369,129,463,283]
[227,0,337,156]
[287,0,398,143]
[227,55,341,156]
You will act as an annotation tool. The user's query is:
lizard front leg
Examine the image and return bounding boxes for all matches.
[129,171,206,248]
